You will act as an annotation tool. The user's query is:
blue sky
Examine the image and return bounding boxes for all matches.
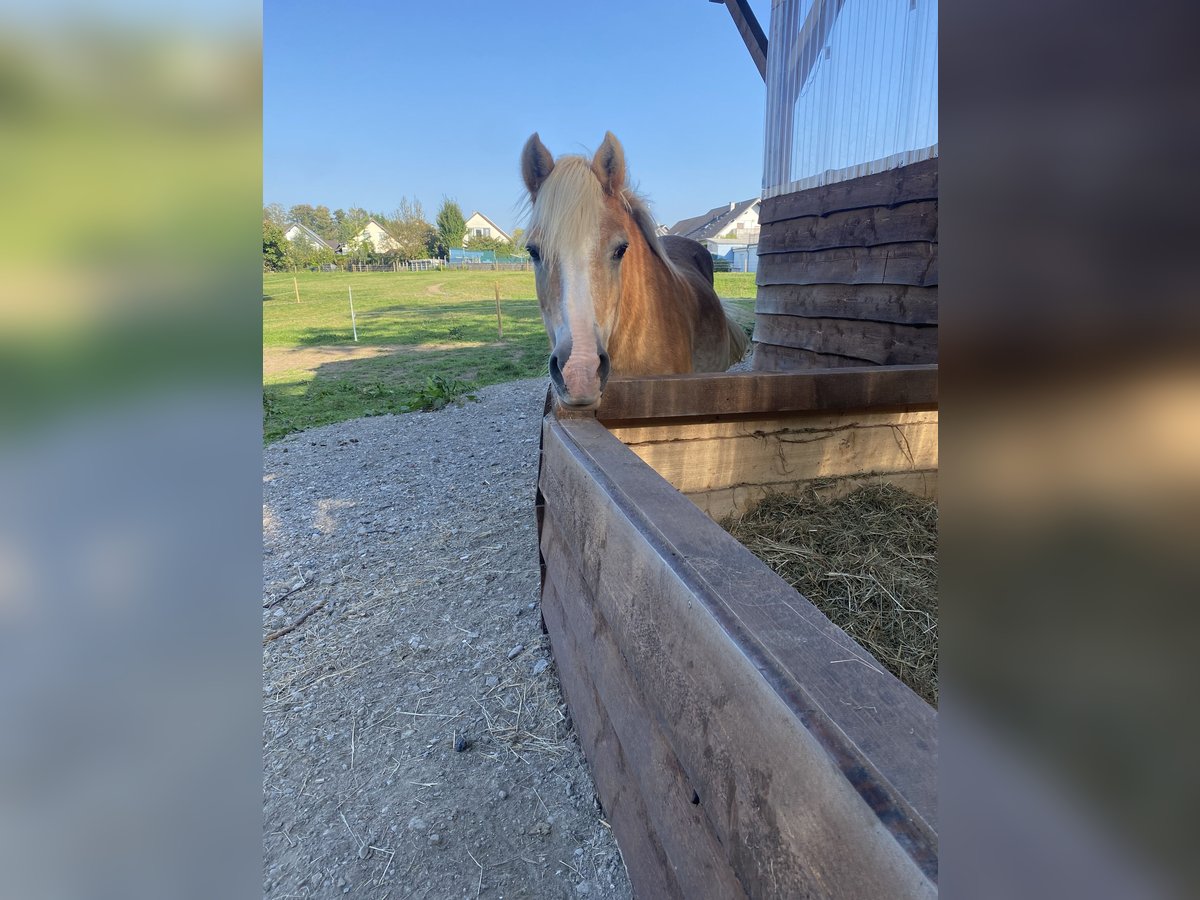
[263,0,772,233]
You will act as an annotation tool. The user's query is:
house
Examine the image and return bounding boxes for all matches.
[349,219,400,254]
[284,223,338,252]
[464,211,511,244]
[666,198,761,247]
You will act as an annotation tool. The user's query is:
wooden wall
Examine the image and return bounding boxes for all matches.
[538,369,939,898]
[597,367,938,522]
[753,159,938,370]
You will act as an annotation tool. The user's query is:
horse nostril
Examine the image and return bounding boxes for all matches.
[548,352,573,397]
[597,350,611,389]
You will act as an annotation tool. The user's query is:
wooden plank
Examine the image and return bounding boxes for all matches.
[759,158,939,224]
[540,418,938,896]
[755,283,939,326]
[757,200,938,255]
[595,366,938,423]
[539,566,683,900]
[753,342,874,370]
[616,415,938,495]
[754,314,938,366]
[609,407,938,446]
[541,516,751,900]
[554,419,941,831]
[714,0,768,81]
[756,242,938,287]
[688,470,938,522]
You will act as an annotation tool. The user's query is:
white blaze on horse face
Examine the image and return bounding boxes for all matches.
[556,256,604,403]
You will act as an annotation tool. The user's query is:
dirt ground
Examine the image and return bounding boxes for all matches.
[263,345,403,380]
[263,378,631,899]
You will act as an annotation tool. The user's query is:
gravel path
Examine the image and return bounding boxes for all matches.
[263,377,632,899]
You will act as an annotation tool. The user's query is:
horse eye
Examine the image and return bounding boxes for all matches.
[612,243,629,262]
[527,245,541,263]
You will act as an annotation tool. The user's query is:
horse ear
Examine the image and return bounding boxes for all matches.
[521,133,555,199]
[591,131,625,195]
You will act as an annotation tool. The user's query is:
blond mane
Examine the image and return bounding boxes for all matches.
[526,155,680,277]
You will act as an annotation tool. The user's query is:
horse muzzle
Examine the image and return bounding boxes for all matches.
[549,343,611,408]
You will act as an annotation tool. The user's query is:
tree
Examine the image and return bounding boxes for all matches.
[345,231,375,265]
[435,198,466,257]
[505,227,529,259]
[310,205,336,241]
[288,237,335,271]
[338,207,370,246]
[264,203,286,226]
[287,203,315,228]
[465,232,505,253]
[375,196,434,261]
[263,219,289,271]
[287,204,337,241]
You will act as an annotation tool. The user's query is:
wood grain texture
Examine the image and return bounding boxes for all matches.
[614,410,938,495]
[595,365,937,423]
[538,415,938,897]
[540,569,683,900]
[755,283,939,326]
[542,517,750,900]
[754,314,938,366]
[756,242,938,288]
[759,158,939,224]
[609,408,937,445]
[752,343,869,369]
[757,200,939,255]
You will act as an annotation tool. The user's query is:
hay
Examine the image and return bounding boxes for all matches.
[722,481,938,706]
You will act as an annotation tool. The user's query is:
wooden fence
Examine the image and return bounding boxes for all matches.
[537,367,939,898]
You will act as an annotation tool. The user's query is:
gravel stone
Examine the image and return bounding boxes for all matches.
[263,378,631,899]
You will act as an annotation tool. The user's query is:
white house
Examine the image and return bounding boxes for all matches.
[284,222,337,251]
[464,211,511,244]
[667,198,761,245]
[350,219,400,254]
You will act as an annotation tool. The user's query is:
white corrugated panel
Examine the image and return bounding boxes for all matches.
[763,0,938,198]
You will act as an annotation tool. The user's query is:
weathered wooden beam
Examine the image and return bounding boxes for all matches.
[610,408,939,494]
[756,241,939,288]
[539,558,686,900]
[541,516,750,899]
[754,284,940,326]
[538,415,939,895]
[712,0,768,81]
[753,314,939,365]
[757,200,940,254]
[594,365,938,423]
[752,341,879,370]
[759,158,940,224]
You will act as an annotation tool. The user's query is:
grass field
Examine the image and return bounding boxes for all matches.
[263,269,758,442]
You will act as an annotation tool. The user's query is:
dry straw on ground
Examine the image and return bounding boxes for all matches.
[723,482,938,705]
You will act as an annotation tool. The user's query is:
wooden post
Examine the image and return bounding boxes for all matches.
[293,275,301,303]
[348,285,358,342]
[494,282,503,339]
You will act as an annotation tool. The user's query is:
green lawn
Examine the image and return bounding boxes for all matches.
[263,269,757,442]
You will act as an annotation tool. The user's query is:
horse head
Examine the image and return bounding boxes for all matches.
[521,131,661,408]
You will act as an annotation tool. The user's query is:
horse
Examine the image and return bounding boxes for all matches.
[520,131,749,408]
